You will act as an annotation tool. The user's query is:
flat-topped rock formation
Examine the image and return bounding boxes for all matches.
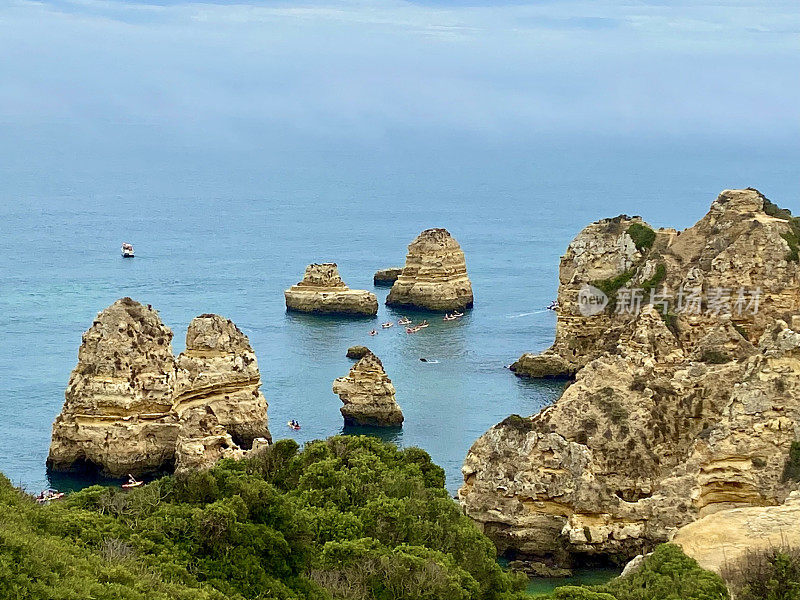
[460,189,800,568]
[512,188,800,378]
[333,352,403,426]
[47,299,270,478]
[346,345,371,359]
[386,228,473,311]
[373,267,402,286]
[285,263,378,316]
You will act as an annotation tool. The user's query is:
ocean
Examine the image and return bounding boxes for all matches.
[1,134,797,494]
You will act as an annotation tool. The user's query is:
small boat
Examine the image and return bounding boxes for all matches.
[121,243,135,258]
[381,322,394,329]
[547,300,559,311]
[35,489,65,504]
[122,474,143,489]
[443,313,458,321]
[369,329,378,336]
[452,311,464,318]
[416,320,429,328]
[287,421,301,431]
[398,317,412,325]
[406,327,420,334]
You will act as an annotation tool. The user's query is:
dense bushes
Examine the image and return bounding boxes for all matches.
[538,545,729,600]
[0,436,525,600]
[626,223,656,252]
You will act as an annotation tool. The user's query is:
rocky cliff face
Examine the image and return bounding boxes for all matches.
[672,491,800,576]
[47,299,271,478]
[333,352,403,426]
[386,228,473,311]
[512,189,800,378]
[285,263,378,316]
[461,189,800,566]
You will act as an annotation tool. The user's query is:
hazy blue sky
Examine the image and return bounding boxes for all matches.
[1,0,797,142]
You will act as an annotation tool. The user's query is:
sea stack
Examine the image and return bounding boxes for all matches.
[172,314,271,472]
[386,228,473,311]
[285,263,378,316]
[333,352,403,426]
[47,298,271,478]
[460,189,800,568]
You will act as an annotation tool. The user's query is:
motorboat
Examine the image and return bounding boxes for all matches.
[121,243,135,258]
[381,322,394,329]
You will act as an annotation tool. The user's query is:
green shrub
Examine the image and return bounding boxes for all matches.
[0,438,527,600]
[722,546,800,600]
[626,223,656,252]
[700,350,732,365]
[537,544,728,600]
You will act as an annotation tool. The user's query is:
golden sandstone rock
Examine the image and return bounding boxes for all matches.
[460,189,800,567]
[333,352,403,426]
[386,228,473,312]
[47,299,270,478]
[285,263,378,316]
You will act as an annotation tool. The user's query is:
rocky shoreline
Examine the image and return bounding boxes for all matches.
[459,189,800,574]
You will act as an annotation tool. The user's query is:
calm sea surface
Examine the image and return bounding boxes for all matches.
[1,135,797,494]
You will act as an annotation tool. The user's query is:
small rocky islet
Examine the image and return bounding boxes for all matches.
[38,192,800,596]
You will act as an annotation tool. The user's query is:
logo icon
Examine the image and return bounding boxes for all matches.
[577,284,608,316]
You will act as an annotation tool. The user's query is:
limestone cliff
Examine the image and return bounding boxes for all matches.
[673,491,800,576]
[333,352,403,426]
[512,189,800,378]
[285,263,378,316]
[461,189,800,566]
[47,299,271,478]
[386,228,473,311]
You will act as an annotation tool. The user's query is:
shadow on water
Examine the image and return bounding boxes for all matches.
[340,423,404,446]
[523,567,621,596]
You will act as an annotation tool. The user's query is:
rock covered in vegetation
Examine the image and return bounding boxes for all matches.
[386,228,473,311]
[373,267,403,286]
[461,190,800,568]
[512,189,800,378]
[47,299,270,478]
[346,345,371,359]
[285,263,378,316]
[333,352,403,426]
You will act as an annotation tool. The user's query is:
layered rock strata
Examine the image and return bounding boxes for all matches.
[285,263,378,316]
[374,267,403,286]
[512,189,800,378]
[47,299,270,478]
[386,228,473,311]
[461,189,800,567]
[333,352,403,426]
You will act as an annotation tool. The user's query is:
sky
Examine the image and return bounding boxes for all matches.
[1,0,797,139]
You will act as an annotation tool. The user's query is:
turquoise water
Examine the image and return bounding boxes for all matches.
[1,136,797,494]
[525,568,621,596]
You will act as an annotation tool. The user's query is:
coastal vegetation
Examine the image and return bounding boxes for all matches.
[625,223,655,253]
[537,545,729,600]
[1,436,527,600]
[2,435,790,599]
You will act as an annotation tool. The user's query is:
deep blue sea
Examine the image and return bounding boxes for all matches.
[1,134,797,494]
